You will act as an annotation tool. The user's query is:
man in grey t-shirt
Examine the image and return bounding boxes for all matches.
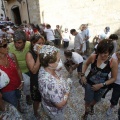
[70,29,83,55]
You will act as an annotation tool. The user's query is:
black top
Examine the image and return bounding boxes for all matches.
[87,55,111,85]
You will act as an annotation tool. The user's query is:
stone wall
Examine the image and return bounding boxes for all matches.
[39,0,120,42]
[27,0,41,25]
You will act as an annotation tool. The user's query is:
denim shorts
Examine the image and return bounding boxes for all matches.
[2,89,21,108]
[84,83,105,103]
[77,62,83,72]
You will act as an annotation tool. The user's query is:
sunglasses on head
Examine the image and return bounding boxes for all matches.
[0,44,8,48]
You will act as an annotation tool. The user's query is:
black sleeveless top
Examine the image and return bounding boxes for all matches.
[29,50,39,82]
[87,55,111,85]
[29,50,41,101]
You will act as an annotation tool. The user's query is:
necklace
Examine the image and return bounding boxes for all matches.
[0,55,8,67]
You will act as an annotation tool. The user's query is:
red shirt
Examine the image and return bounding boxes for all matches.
[0,54,21,92]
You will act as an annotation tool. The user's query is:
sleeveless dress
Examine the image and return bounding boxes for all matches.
[29,50,41,102]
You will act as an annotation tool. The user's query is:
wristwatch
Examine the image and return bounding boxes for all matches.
[102,82,107,87]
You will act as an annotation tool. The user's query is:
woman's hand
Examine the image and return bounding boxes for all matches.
[17,82,24,90]
[81,76,87,85]
[91,83,103,91]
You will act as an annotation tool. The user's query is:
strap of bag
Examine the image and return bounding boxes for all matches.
[85,55,111,77]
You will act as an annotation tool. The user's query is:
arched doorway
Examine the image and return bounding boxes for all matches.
[11,5,21,25]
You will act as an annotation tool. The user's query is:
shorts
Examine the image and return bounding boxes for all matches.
[84,83,105,103]
[55,38,61,46]
[110,83,120,106]
[86,40,89,50]
[77,62,83,72]
[2,89,21,108]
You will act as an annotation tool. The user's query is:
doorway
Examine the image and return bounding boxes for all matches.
[11,6,21,25]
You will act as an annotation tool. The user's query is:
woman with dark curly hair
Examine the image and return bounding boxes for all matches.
[81,39,118,120]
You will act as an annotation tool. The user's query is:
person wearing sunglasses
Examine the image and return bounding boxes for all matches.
[0,37,23,111]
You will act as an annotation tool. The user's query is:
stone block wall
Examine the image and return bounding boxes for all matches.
[27,0,41,25]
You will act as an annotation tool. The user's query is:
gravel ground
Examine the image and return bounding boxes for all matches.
[20,40,119,120]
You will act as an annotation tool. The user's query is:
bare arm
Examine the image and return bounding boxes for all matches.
[79,43,83,51]
[105,59,118,85]
[82,54,95,73]
[92,59,118,91]
[11,54,23,89]
[12,54,23,81]
[54,92,69,109]
[81,54,96,84]
[26,52,40,74]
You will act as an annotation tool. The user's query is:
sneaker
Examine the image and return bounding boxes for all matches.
[106,107,113,116]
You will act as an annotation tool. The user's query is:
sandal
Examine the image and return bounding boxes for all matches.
[89,106,94,115]
[81,112,88,120]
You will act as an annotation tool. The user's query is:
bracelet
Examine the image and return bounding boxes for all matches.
[81,73,85,77]
[21,81,24,83]
[64,95,68,101]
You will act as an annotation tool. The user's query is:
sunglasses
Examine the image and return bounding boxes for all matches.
[0,44,8,48]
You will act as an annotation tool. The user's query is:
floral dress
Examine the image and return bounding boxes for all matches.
[0,102,23,120]
[38,67,70,115]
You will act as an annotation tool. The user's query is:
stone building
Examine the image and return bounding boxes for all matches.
[4,0,120,40]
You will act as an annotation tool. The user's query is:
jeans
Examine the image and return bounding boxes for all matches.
[2,89,21,108]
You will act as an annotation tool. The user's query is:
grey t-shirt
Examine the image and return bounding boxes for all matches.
[112,40,117,53]
[74,33,83,50]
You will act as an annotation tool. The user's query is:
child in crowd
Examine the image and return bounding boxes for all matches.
[106,47,120,118]
[64,50,83,78]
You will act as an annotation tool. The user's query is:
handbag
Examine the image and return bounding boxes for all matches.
[0,69,10,89]
[79,55,111,87]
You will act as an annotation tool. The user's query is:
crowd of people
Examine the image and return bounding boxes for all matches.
[0,21,120,120]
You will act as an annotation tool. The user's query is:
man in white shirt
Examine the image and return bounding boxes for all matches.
[70,29,83,55]
[44,24,55,45]
[98,26,110,41]
[84,24,91,56]
[79,24,87,54]
[64,50,83,78]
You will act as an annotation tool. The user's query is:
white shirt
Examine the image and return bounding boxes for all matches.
[79,30,87,52]
[62,32,70,41]
[85,28,91,41]
[74,33,83,50]
[71,52,83,64]
[112,53,120,85]
[98,31,110,41]
[44,28,55,41]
